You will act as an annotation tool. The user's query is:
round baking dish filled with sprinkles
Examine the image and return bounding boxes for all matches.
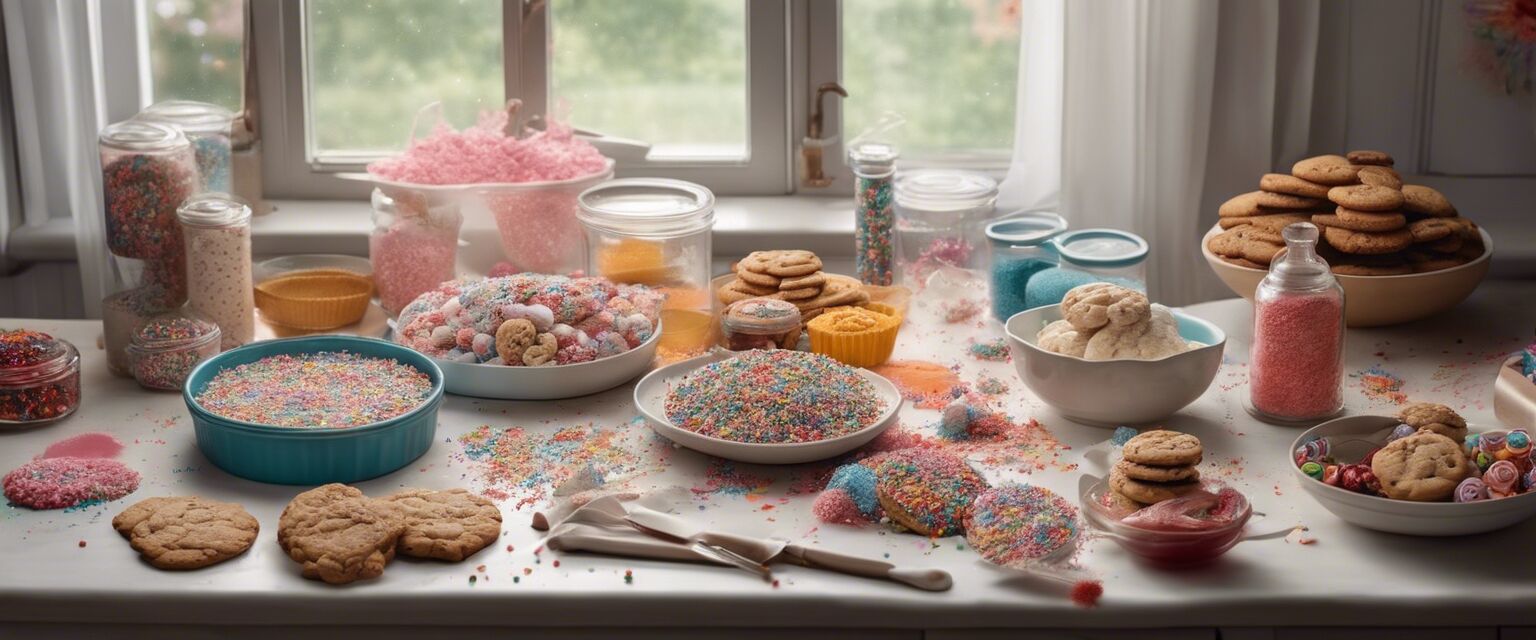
[634,350,900,464]
[183,335,444,485]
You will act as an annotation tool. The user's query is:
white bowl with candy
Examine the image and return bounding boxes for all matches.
[1290,414,1536,536]
[393,274,662,400]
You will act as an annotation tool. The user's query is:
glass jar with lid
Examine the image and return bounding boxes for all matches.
[135,100,236,193]
[720,298,803,352]
[0,329,81,425]
[1024,229,1149,310]
[577,178,717,355]
[893,169,998,287]
[179,193,254,348]
[985,212,1067,322]
[99,120,197,375]
[1248,222,1345,424]
[127,312,222,391]
[370,188,463,316]
[848,142,899,286]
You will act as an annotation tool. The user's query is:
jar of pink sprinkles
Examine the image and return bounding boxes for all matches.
[1247,222,1345,424]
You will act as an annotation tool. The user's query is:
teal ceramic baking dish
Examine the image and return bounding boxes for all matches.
[183,335,444,485]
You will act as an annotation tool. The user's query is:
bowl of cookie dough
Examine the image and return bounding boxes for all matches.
[1202,224,1492,327]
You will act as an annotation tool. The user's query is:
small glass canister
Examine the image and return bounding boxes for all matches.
[578,178,717,354]
[370,188,463,315]
[1248,222,1345,424]
[849,142,899,286]
[135,100,236,193]
[178,193,254,348]
[721,298,803,351]
[0,329,81,425]
[893,169,998,287]
[1024,229,1149,309]
[126,313,221,391]
[985,212,1067,322]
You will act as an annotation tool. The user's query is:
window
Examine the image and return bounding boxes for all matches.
[142,0,244,110]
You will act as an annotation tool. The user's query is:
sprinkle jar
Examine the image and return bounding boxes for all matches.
[178,193,254,348]
[134,100,236,193]
[892,170,998,287]
[0,329,81,425]
[127,313,221,391]
[720,298,802,351]
[1248,222,1345,424]
[985,213,1067,322]
[849,142,899,286]
[370,188,462,316]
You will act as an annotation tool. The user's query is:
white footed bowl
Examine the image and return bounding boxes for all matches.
[434,326,660,400]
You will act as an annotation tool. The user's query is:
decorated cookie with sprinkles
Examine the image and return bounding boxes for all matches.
[875,448,988,537]
[3,457,140,510]
[664,350,885,444]
[964,484,1081,567]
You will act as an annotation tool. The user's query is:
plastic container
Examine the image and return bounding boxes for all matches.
[892,170,998,287]
[578,178,717,354]
[370,188,462,315]
[179,193,254,348]
[849,142,899,286]
[985,213,1067,322]
[127,312,221,391]
[99,120,198,375]
[721,298,803,351]
[183,335,444,485]
[1248,222,1345,424]
[134,100,236,193]
[1024,229,1149,310]
[0,330,81,426]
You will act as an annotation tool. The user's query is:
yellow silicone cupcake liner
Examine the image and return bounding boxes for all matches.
[807,305,901,368]
[253,270,374,331]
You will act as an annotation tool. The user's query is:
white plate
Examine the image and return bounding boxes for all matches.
[433,327,661,400]
[634,351,901,464]
[1291,415,1536,536]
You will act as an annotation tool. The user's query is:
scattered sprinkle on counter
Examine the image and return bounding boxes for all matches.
[664,351,884,444]
[194,351,431,428]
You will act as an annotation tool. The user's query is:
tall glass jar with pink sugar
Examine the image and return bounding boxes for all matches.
[1247,222,1345,424]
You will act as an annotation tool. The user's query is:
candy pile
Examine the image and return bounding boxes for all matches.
[395,274,662,366]
[366,111,608,185]
[0,329,80,424]
[664,350,884,444]
[194,352,432,428]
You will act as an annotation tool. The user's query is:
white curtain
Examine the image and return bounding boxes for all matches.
[1000,0,1322,306]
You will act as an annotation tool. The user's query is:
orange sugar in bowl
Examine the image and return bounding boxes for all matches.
[253,269,374,331]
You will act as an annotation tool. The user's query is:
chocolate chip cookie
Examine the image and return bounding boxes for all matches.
[1371,431,1470,501]
[1397,402,1468,442]
[1109,468,1200,504]
[1122,430,1203,467]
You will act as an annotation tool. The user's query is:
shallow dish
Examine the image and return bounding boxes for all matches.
[1202,224,1491,327]
[433,323,661,400]
[1290,415,1536,536]
[1080,477,1252,568]
[184,335,443,485]
[1003,306,1225,426]
[634,351,901,464]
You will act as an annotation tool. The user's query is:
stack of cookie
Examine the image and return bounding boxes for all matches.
[1109,430,1203,508]
[717,250,870,322]
[1210,150,1485,275]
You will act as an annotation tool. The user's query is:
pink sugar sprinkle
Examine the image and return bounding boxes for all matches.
[1250,295,1342,418]
[3,457,140,509]
[40,432,123,460]
[812,489,869,525]
[366,112,608,186]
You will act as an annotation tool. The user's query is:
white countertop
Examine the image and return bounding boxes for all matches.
[1,280,1533,634]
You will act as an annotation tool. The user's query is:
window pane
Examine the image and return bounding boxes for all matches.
[305,0,503,156]
[842,0,1020,158]
[143,0,244,111]
[549,0,747,159]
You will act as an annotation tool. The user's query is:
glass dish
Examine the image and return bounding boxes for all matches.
[1080,477,1252,568]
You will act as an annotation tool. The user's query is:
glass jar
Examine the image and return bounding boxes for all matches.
[849,142,899,286]
[1248,222,1345,424]
[179,193,254,348]
[370,188,463,316]
[893,169,997,288]
[985,212,1067,322]
[1024,229,1149,310]
[720,298,803,351]
[127,313,221,391]
[0,329,81,425]
[135,100,236,193]
[100,120,197,375]
[577,178,716,354]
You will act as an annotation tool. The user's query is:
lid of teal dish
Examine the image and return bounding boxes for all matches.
[985,212,1067,247]
[1054,229,1149,268]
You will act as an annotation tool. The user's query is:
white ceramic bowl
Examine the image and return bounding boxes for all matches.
[1202,224,1491,327]
[634,351,901,464]
[433,325,660,400]
[1004,306,1226,426]
[1291,415,1536,536]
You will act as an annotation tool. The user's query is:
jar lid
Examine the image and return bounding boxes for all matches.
[136,100,237,135]
[894,170,998,212]
[99,120,188,152]
[847,142,899,171]
[0,329,78,383]
[1054,229,1149,268]
[722,299,802,334]
[130,313,221,352]
[1263,222,1336,290]
[177,192,252,228]
[577,178,716,237]
[985,212,1067,247]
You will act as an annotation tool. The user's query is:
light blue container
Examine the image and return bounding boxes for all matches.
[183,335,444,485]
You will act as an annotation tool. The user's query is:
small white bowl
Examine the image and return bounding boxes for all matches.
[433,326,660,400]
[1291,415,1536,536]
[1003,306,1226,426]
[634,351,901,464]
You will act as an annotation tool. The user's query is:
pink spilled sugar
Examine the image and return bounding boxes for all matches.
[39,432,123,460]
[3,457,140,510]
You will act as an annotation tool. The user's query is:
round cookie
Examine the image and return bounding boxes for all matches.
[494,318,537,363]
[1397,402,1468,442]
[1220,256,1268,270]
[277,483,405,585]
[1122,430,1203,466]
[963,484,1080,567]
[1425,233,1464,254]
[1407,217,1455,243]
[792,274,867,312]
[1401,185,1456,217]
[1371,431,1470,501]
[1346,149,1395,166]
[1109,468,1200,504]
[1405,250,1470,273]
[1115,459,1200,483]
[1218,212,1314,231]
[1208,227,1284,265]
[1259,173,1330,198]
[739,250,823,277]
[777,272,826,291]
[773,285,822,302]
[1323,226,1413,255]
[1331,254,1412,276]
[382,488,503,562]
[1292,155,1361,186]
[1356,166,1402,189]
[1327,185,1405,212]
[734,267,782,289]
[874,449,988,537]
[1312,210,1405,233]
[113,496,258,570]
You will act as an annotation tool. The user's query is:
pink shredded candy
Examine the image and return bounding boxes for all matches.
[366,111,608,185]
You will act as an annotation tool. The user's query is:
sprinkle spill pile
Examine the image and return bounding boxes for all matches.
[456,423,652,508]
[964,484,1080,567]
[874,448,988,537]
[195,352,431,428]
[2,457,140,510]
[872,360,967,409]
[968,338,1011,362]
[366,112,608,185]
[665,351,884,444]
[1356,366,1408,405]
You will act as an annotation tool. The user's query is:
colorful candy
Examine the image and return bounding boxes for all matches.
[664,350,883,444]
[1480,431,1508,456]
[1111,426,1138,447]
[1300,461,1325,480]
[964,484,1080,567]
[1387,423,1417,441]
[194,351,432,428]
[1293,437,1331,466]
[1455,477,1489,503]
[1506,430,1531,457]
[1336,464,1380,495]
[1484,460,1521,498]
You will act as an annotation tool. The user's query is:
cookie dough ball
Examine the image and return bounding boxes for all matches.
[1083,304,1189,361]
[1397,402,1468,442]
[1061,283,1151,331]
[1036,319,1090,358]
[1371,431,1470,502]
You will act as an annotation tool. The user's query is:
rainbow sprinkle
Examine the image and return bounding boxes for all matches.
[665,351,884,444]
[457,423,651,508]
[875,448,988,537]
[1356,366,1407,405]
[968,338,1011,362]
[194,351,431,428]
[964,484,1080,567]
